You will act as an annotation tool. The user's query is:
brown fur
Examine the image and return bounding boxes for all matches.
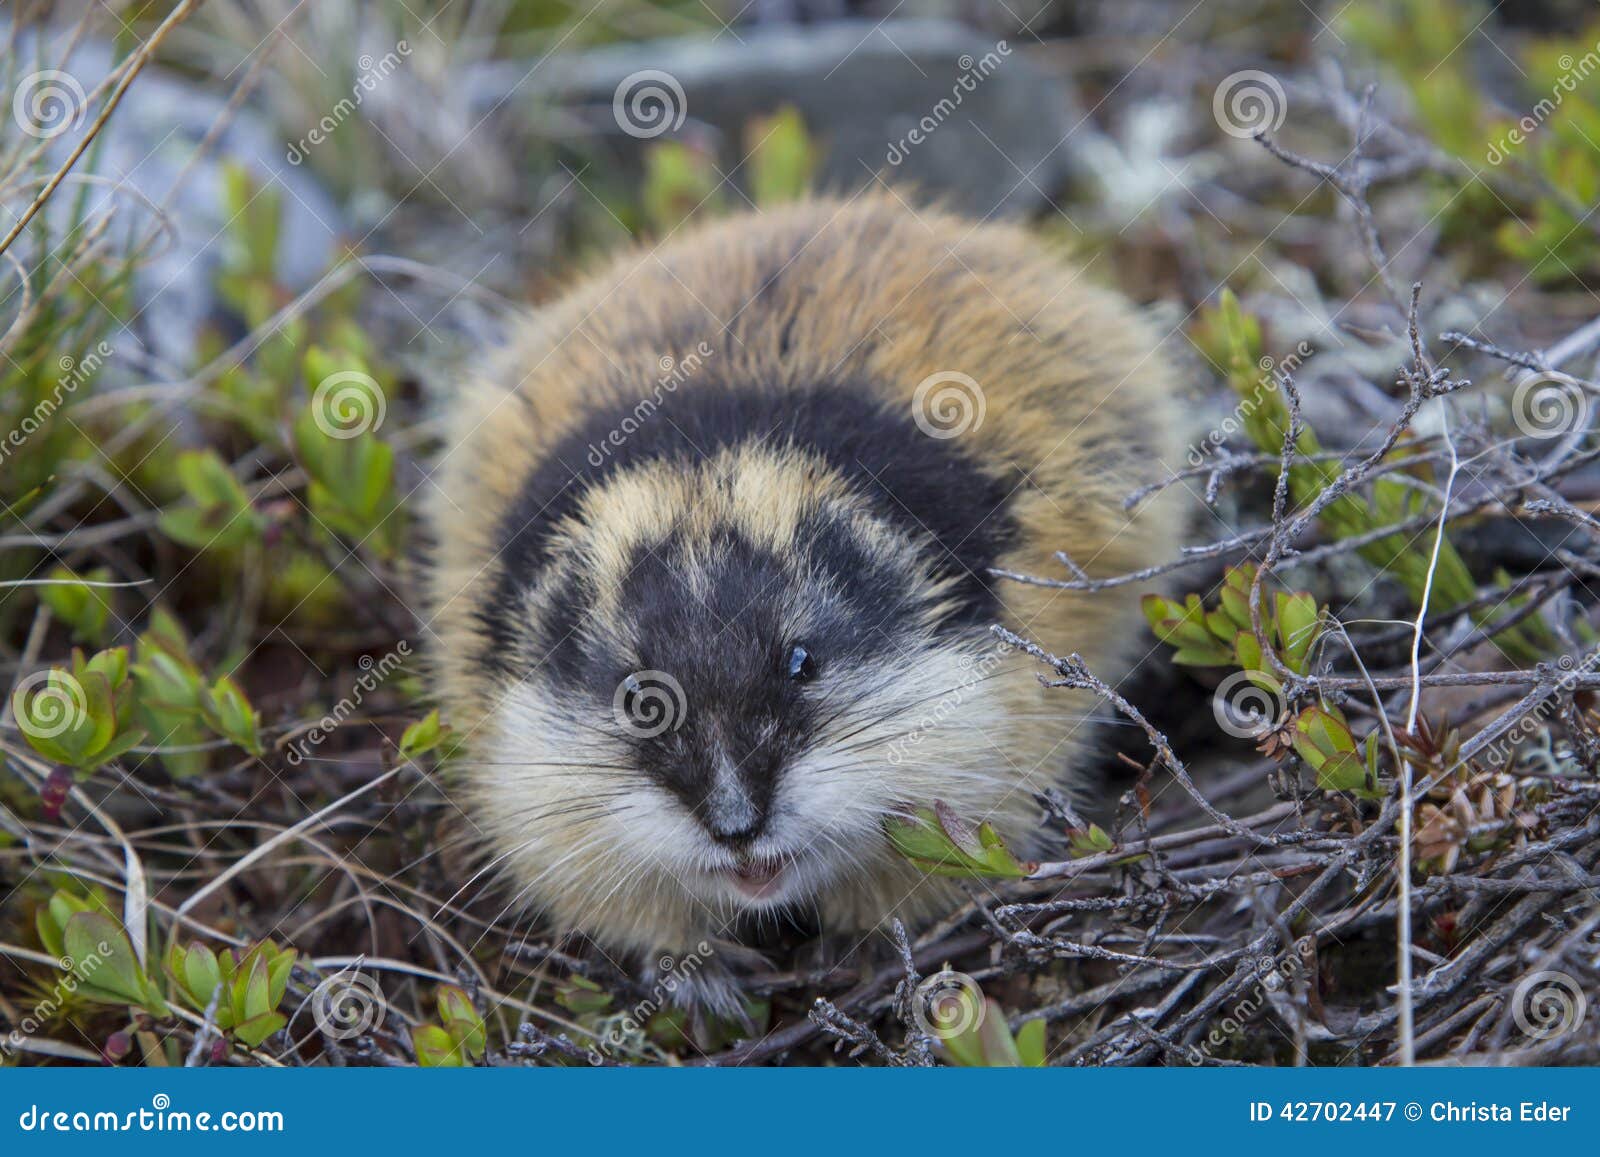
[423,193,1185,963]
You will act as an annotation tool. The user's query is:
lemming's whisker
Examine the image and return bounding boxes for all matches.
[471,832,618,956]
[495,801,617,828]
[470,770,637,783]
[450,759,640,772]
[807,663,921,735]
[429,794,623,923]
[818,667,1016,750]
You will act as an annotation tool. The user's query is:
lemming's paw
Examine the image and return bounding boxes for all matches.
[632,938,765,1028]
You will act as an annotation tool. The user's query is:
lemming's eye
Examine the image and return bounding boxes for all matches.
[787,645,816,682]
[621,672,642,712]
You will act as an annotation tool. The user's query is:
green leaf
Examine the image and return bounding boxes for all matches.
[1170,644,1235,667]
[1015,1017,1047,1067]
[936,989,989,1068]
[1144,596,1233,664]
[88,729,148,768]
[241,954,273,1021]
[745,105,817,205]
[170,941,225,1019]
[1295,704,1353,760]
[976,1000,1024,1066]
[200,674,263,756]
[38,889,104,960]
[437,984,474,1025]
[134,650,203,715]
[1232,630,1264,681]
[132,617,213,778]
[223,950,312,1044]
[39,567,114,644]
[399,710,450,761]
[159,451,262,552]
[1275,591,1321,672]
[1203,608,1237,644]
[1141,593,1175,631]
[1314,752,1372,795]
[932,991,1034,1067]
[263,944,295,1008]
[1069,823,1115,858]
[232,1011,288,1049]
[556,975,614,1016]
[437,984,487,1060]
[412,1023,466,1067]
[220,162,283,295]
[13,668,121,771]
[78,646,129,693]
[1291,704,1381,796]
[156,507,217,551]
[176,449,246,510]
[292,392,400,554]
[142,609,196,665]
[641,141,722,233]
[1218,569,1255,631]
[884,803,1035,879]
[63,911,165,1015]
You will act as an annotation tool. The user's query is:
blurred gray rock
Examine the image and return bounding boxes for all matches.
[6,29,343,373]
[472,20,1081,219]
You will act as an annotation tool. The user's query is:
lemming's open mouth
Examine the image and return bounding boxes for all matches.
[723,855,787,901]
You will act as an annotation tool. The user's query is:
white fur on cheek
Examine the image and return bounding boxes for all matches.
[763,644,1024,905]
[463,640,1037,953]
[469,681,725,952]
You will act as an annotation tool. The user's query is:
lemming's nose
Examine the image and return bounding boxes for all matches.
[705,811,764,847]
[700,759,764,846]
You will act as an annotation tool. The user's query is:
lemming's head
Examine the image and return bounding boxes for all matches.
[465,387,1024,944]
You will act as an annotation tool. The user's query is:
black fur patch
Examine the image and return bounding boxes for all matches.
[530,522,948,843]
[563,531,807,833]
[476,381,1020,675]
